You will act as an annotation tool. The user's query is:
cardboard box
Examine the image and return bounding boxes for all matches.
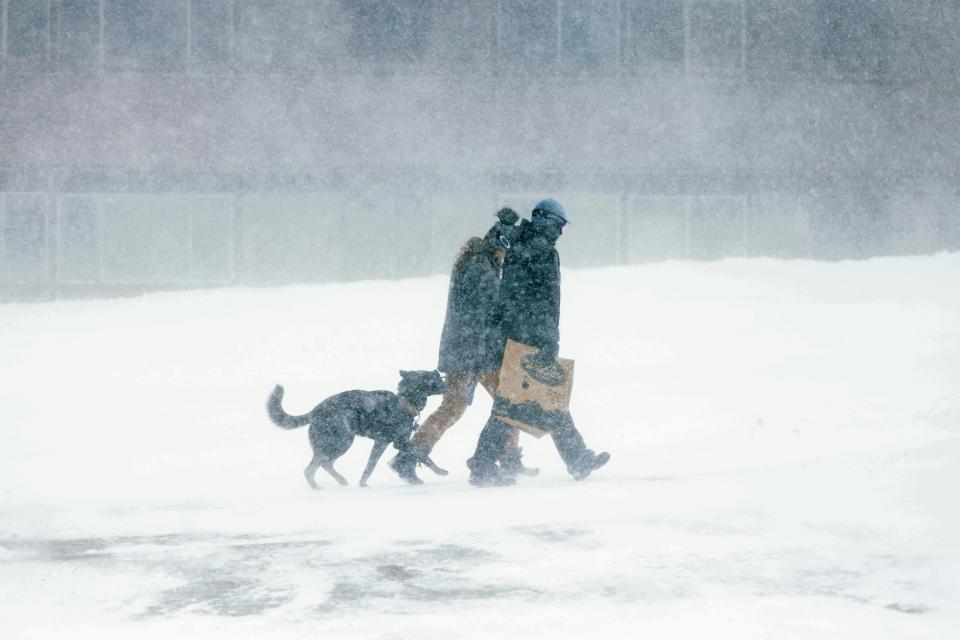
[494,340,574,438]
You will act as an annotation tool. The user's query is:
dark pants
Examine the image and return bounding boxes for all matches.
[471,410,587,472]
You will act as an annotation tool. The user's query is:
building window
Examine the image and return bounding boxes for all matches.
[344,0,434,64]
[237,193,342,284]
[560,0,619,68]
[426,0,492,67]
[628,196,690,262]
[688,0,744,73]
[101,195,190,284]
[817,0,892,77]
[104,0,187,67]
[185,195,233,283]
[8,0,50,59]
[746,0,816,76]
[56,0,99,64]
[689,196,746,259]
[628,0,684,66]
[499,0,559,68]
[745,193,811,258]
[235,0,341,69]
[2,193,48,286]
[57,195,100,284]
[190,0,232,64]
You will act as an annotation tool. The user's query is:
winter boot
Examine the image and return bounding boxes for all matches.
[568,449,611,481]
[499,447,540,478]
[467,457,516,487]
[389,451,423,485]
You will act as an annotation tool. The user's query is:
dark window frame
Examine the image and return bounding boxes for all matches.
[816,0,894,81]
[420,0,495,74]
[5,0,53,65]
[1,191,50,286]
[744,0,820,81]
[625,0,686,72]
[685,0,746,76]
[56,193,102,284]
[336,0,437,77]
[187,0,235,69]
[55,0,102,68]
[627,194,692,262]
[558,0,622,74]
[102,0,188,70]
[497,0,561,72]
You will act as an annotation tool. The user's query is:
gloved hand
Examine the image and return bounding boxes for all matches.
[531,345,558,367]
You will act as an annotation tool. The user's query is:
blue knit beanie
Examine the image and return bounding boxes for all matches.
[532,199,569,225]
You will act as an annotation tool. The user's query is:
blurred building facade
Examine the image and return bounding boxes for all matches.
[1,0,959,299]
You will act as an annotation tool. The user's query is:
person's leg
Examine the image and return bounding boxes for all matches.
[392,373,475,484]
[469,415,512,467]
[466,414,515,486]
[548,411,610,480]
[548,411,587,468]
[476,371,520,451]
[411,373,475,452]
[476,370,539,476]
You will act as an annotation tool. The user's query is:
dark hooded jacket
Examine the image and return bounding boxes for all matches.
[437,239,503,374]
[497,218,561,361]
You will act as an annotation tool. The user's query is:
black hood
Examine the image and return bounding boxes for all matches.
[518,218,561,246]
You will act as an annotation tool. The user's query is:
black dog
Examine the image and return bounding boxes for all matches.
[267,370,449,489]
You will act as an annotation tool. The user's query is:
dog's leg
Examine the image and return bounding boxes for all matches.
[359,440,390,488]
[303,454,323,490]
[318,458,349,486]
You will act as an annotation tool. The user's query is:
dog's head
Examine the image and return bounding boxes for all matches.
[397,369,447,412]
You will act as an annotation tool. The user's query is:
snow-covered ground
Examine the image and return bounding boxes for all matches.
[2,254,959,639]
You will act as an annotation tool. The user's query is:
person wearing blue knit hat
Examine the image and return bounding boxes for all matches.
[466,199,610,486]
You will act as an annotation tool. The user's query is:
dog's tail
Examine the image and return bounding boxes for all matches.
[266,385,311,430]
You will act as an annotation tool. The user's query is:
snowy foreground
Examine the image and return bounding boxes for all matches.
[2,255,959,639]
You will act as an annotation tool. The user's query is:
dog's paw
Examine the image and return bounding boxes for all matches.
[434,467,449,477]
[359,480,369,488]
[337,478,349,487]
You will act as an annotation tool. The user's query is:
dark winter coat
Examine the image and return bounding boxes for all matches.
[497,219,562,361]
[437,239,503,374]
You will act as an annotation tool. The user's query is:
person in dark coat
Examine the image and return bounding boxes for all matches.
[390,208,535,484]
[467,199,610,486]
